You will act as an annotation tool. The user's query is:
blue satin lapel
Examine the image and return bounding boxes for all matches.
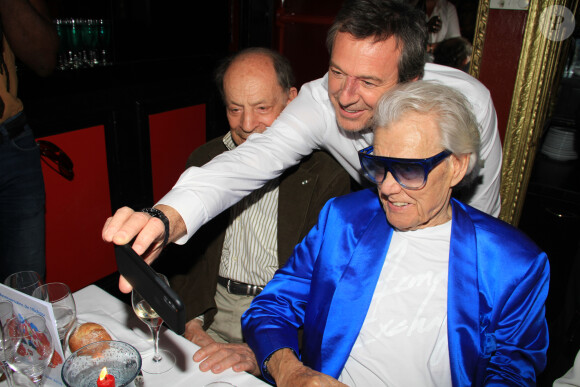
[320,211,393,378]
[448,200,480,386]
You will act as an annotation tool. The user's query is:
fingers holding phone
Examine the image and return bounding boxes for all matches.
[102,207,163,255]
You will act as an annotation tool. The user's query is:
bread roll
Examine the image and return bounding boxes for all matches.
[68,322,112,353]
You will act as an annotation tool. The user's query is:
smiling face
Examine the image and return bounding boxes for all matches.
[224,53,297,145]
[327,32,402,132]
[375,111,469,231]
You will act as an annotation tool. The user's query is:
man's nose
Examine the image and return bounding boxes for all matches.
[378,171,402,195]
[241,111,256,132]
[338,76,359,105]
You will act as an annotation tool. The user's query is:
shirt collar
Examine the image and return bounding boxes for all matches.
[222,131,236,151]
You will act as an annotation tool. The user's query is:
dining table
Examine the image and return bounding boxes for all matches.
[1,284,270,387]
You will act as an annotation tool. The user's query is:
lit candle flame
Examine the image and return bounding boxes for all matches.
[99,367,108,381]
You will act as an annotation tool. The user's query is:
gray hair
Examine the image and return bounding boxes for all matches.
[214,47,295,102]
[326,0,427,83]
[373,81,482,185]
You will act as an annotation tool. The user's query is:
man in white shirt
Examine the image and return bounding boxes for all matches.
[102,0,503,351]
[425,0,462,56]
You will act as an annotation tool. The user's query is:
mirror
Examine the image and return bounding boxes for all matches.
[469,0,578,225]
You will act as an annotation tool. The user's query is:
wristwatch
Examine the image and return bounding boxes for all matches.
[140,207,170,247]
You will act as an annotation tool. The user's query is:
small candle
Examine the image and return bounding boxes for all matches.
[97,367,115,387]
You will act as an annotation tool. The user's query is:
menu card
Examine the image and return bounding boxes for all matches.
[0,283,64,386]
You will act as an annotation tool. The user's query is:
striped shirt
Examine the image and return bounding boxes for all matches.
[218,132,279,286]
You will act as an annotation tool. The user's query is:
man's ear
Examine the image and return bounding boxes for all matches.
[450,153,470,187]
[287,87,298,103]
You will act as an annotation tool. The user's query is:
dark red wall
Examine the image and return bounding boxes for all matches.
[478,9,528,143]
[149,105,206,203]
[41,126,113,292]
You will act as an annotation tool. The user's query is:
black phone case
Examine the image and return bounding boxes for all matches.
[115,243,185,335]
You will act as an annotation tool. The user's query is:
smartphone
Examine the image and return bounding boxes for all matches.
[115,242,185,335]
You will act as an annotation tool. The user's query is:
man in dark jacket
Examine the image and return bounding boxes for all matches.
[163,47,351,375]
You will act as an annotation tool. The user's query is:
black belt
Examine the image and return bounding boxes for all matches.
[217,276,264,296]
[0,113,27,144]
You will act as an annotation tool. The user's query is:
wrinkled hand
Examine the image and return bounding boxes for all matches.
[277,366,347,387]
[184,319,213,347]
[187,320,259,376]
[427,15,442,33]
[269,348,347,387]
[102,204,184,293]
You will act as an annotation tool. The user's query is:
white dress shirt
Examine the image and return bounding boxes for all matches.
[159,63,502,244]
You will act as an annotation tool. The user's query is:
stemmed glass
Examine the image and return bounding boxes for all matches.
[32,282,77,347]
[131,272,175,374]
[4,271,44,296]
[0,301,16,387]
[4,315,54,386]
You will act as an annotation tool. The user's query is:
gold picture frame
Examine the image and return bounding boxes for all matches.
[470,0,579,226]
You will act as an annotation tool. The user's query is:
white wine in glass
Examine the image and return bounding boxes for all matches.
[131,272,175,374]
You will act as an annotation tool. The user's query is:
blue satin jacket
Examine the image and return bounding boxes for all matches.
[242,189,549,386]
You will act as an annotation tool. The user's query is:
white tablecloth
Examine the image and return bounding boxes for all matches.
[73,285,269,387]
[1,285,269,387]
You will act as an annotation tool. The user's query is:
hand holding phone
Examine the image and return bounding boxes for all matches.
[115,243,185,335]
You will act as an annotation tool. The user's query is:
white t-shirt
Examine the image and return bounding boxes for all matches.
[159,64,502,244]
[339,221,452,386]
[554,350,580,387]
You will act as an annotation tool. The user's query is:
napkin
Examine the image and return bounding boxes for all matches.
[76,311,153,356]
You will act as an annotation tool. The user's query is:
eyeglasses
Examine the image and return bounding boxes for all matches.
[358,146,451,190]
[37,140,74,181]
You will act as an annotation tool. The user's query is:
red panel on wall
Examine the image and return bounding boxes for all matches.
[149,105,206,203]
[478,9,528,143]
[275,0,342,88]
[40,126,114,292]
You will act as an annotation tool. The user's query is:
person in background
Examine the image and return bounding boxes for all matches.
[161,47,351,375]
[102,0,503,336]
[433,36,473,72]
[0,0,59,282]
[424,0,462,60]
[242,81,549,386]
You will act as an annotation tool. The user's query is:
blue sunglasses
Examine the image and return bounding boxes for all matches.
[358,146,452,189]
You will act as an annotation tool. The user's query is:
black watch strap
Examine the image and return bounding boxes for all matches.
[140,207,170,247]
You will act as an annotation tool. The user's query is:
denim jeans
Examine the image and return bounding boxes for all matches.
[0,113,46,282]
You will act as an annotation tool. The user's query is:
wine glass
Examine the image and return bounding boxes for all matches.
[131,272,175,374]
[32,282,77,346]
[0,301,16,387]
[5,315,54,386]
[4,271,44,296]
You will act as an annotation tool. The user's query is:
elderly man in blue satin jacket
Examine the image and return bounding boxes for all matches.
[241,81,549,387]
